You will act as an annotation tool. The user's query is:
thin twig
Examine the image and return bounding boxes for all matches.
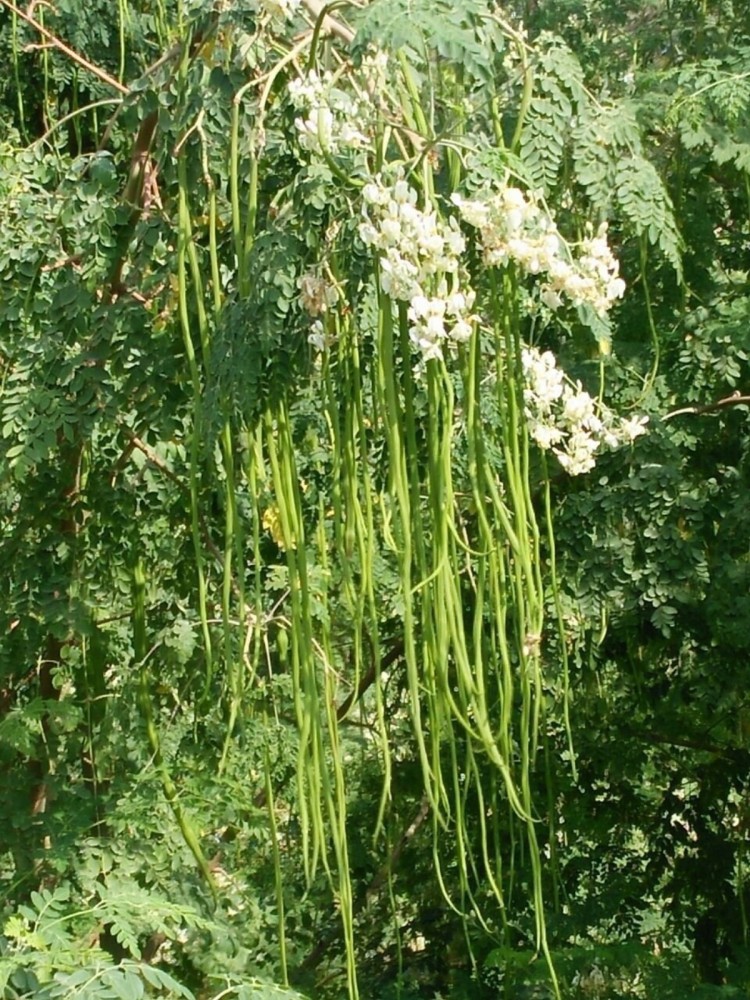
[118,426,182,488]
[0,0,130,95]
[116,425,242,599]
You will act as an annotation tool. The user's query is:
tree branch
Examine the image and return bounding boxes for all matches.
[664,391,750,421]
[629,727,747,761]
[336,638,404,721]
[0,0,130,95]
[115,424,240,598]
[365,795,430,905]
[300,795,431,973]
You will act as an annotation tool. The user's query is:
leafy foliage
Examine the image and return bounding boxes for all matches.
[521,35,587,191]
[1,1,750,999]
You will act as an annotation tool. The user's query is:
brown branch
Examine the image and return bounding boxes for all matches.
[365,794,430,905]
[96,17,220,154]
[0,0,130,95]
[664,391,750,421]
[106,111,160,299]
[114,425,239,597]
[117,425,184,491]
[300,795,431,973]
[336,638,404,721]
[41,255,82,273]
[630,727,744,760]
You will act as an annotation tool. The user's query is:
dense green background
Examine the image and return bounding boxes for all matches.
[1,0,750,997]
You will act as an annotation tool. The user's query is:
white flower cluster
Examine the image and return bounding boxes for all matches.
[451,187,626,316]
[359,176,476,361]
[522,347,648,475]
[288,70,370,155]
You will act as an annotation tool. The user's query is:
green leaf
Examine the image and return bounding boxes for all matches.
[139,966,194,999]
[108,969,144,1000]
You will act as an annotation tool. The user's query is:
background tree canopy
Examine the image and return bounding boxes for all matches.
[1,0,749,998]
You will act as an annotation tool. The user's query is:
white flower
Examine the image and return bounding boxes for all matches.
[380,217,402,245]
[502,187,528,211]
[540,286,563,310]
[453,184,626,319]
[450,318,474,342]
[607,276,626,302]
[340,123,369,148]
[411,334,444,361]
[408,294,431,319]
[446,292,468,315]
[308,320,327,352]
[359,175,476,360]
[363,181,387,206]
[425,313,446,339]
[562,390,595,425]
[379,249,420,300]
[289,68,374,157]
[620,415,649,441]
[444,218,467,256]
[522,346,647,476]
[451,193,490,229]
[358,222,379,246]
[416,223,445,260]
[393,179,417,204]
[556,430,599,475]
[522,348,564,409]
[295,106,335,150]
[602,426,621,449]
[530,422,564,449]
